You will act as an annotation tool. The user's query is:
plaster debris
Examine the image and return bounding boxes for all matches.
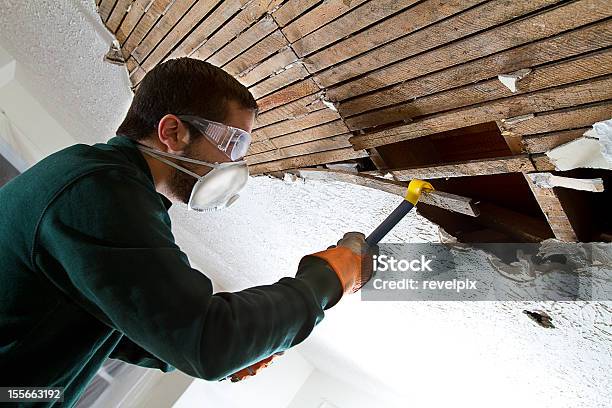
[501,113,534,127]
[546,118,612,170]
[325,162,358,172]
[104,41,125,65]
[585,118,612,162]
[523,310,555,329]
[498,68,532,92]
[527,172,604,192]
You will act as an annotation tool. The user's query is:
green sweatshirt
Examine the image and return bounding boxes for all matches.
[0,136,341,407]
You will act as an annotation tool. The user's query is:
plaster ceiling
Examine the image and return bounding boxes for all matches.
[1,1,610,406]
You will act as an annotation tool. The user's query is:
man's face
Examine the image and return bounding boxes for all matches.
[169,100,256,204]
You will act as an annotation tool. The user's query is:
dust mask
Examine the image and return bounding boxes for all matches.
[137,145,249,212]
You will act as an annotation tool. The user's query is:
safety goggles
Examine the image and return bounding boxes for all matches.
[178,115,251,161]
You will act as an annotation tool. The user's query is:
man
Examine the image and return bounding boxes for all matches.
[0,58,375,407]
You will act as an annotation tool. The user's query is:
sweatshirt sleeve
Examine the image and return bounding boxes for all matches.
[34,168,342,380]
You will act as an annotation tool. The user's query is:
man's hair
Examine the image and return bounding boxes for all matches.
[117,58,258,140]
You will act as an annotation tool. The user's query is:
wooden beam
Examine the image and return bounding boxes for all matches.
[304,0,483,73]
[390,155,535,180]
[476,202,553,242]
[208,15,279,68]
[249,147,369,174]
[98,0,118,22]
[524,174,579,241]
[323,0,610,100]
[262,119,350,148]
[271,0,319,28]
[105,0,132,33]
[349,76,612,149]
[522,128,590,153]
[140,0,221,72]
[246,134,352,165]
[284,168,479,217]
[283,0,368,44]
[499,100,612,136]
[343,47,612,129]
[116,0,150,44]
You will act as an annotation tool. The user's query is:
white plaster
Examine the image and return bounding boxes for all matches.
[547,137,612,171]
[527,172,604,192]
[498,68,532,93]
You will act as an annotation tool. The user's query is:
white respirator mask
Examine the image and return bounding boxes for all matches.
[137,145,249,212]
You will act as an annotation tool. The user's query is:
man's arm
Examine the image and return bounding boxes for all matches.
[110,335,174,372]
[34,168,341,380]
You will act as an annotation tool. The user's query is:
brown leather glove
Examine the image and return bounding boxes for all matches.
[228,352,283,382]
[309,232,378,294]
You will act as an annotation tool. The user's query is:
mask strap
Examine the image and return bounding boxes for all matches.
[138,147,204,180]
[137,144,218,167]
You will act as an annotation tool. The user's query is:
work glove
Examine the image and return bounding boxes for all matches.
[227,352,283,382]
[310,232,378,294]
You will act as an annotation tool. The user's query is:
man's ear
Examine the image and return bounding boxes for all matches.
[157,114,190,153]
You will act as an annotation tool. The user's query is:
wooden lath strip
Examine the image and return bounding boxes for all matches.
[208,15,279,68]
[349,76,612,149]
[131,0,198,63]
[238,47,298,88]
[271,0,319,28]
[121,0,173,57]
[246,134,352,165]
[304,0,485,73]
[390,155,535,180]
[98,0,118,22]
[223,30,289,76]
[249,147,368,174]
[283,168,479,217]
[282,0,369,45]
[500,101,612,136]
[167,0,246,59]
[249,63,311,99]
[324,0,610,100]
[343,47,612,130]
[256,78,321,112]
[522,128,590,153]
[258,119,349,147]
[139,0,222,72]
[253,107,340,140]
[341,22,612,126]
[254,91,325,129]
[106,0,132,33]
[116,0,151,43]
[191,0,281,62]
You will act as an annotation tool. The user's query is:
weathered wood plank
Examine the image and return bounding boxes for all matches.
[238,47,298,87]
[130,64,147,85]
[126,55,139,72]
[343,47,612,130]
[140,0,221,71]
[323,0,609,99]
[253,107,340,140]
[524,174,578,241]
[122,0,173,58]
[531,154,557,171]
[191,0,278,62]
[522,128,590,153]
[285,168,479,217]
[98,0,118,22]
[304,0,484,73]
[271,0,320,28]
[477,202,553,242]
[106,0,132,33]
[208,15,278,68]
[168,0,245,59]
[340,21,612,126]
[390,155,535,180]
[282,0,369,45]
[254,91,325,129]
[501,101,612,136]
[257,78,321,112]
[223,30,289,76]
[116,0,150,44]
[131,0,198,63]
[263,119,349,147]
[250,147,369,174]
[349,76,612,149]
[249,63,311,99]
[246,134,352,165]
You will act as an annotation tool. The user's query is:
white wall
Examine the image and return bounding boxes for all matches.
[173,350,314,408]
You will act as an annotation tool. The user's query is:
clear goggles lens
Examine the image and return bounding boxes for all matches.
[178,115,251,161]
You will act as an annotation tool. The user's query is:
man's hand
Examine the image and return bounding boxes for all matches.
[310,232,378,294]
[228,352,283,382]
